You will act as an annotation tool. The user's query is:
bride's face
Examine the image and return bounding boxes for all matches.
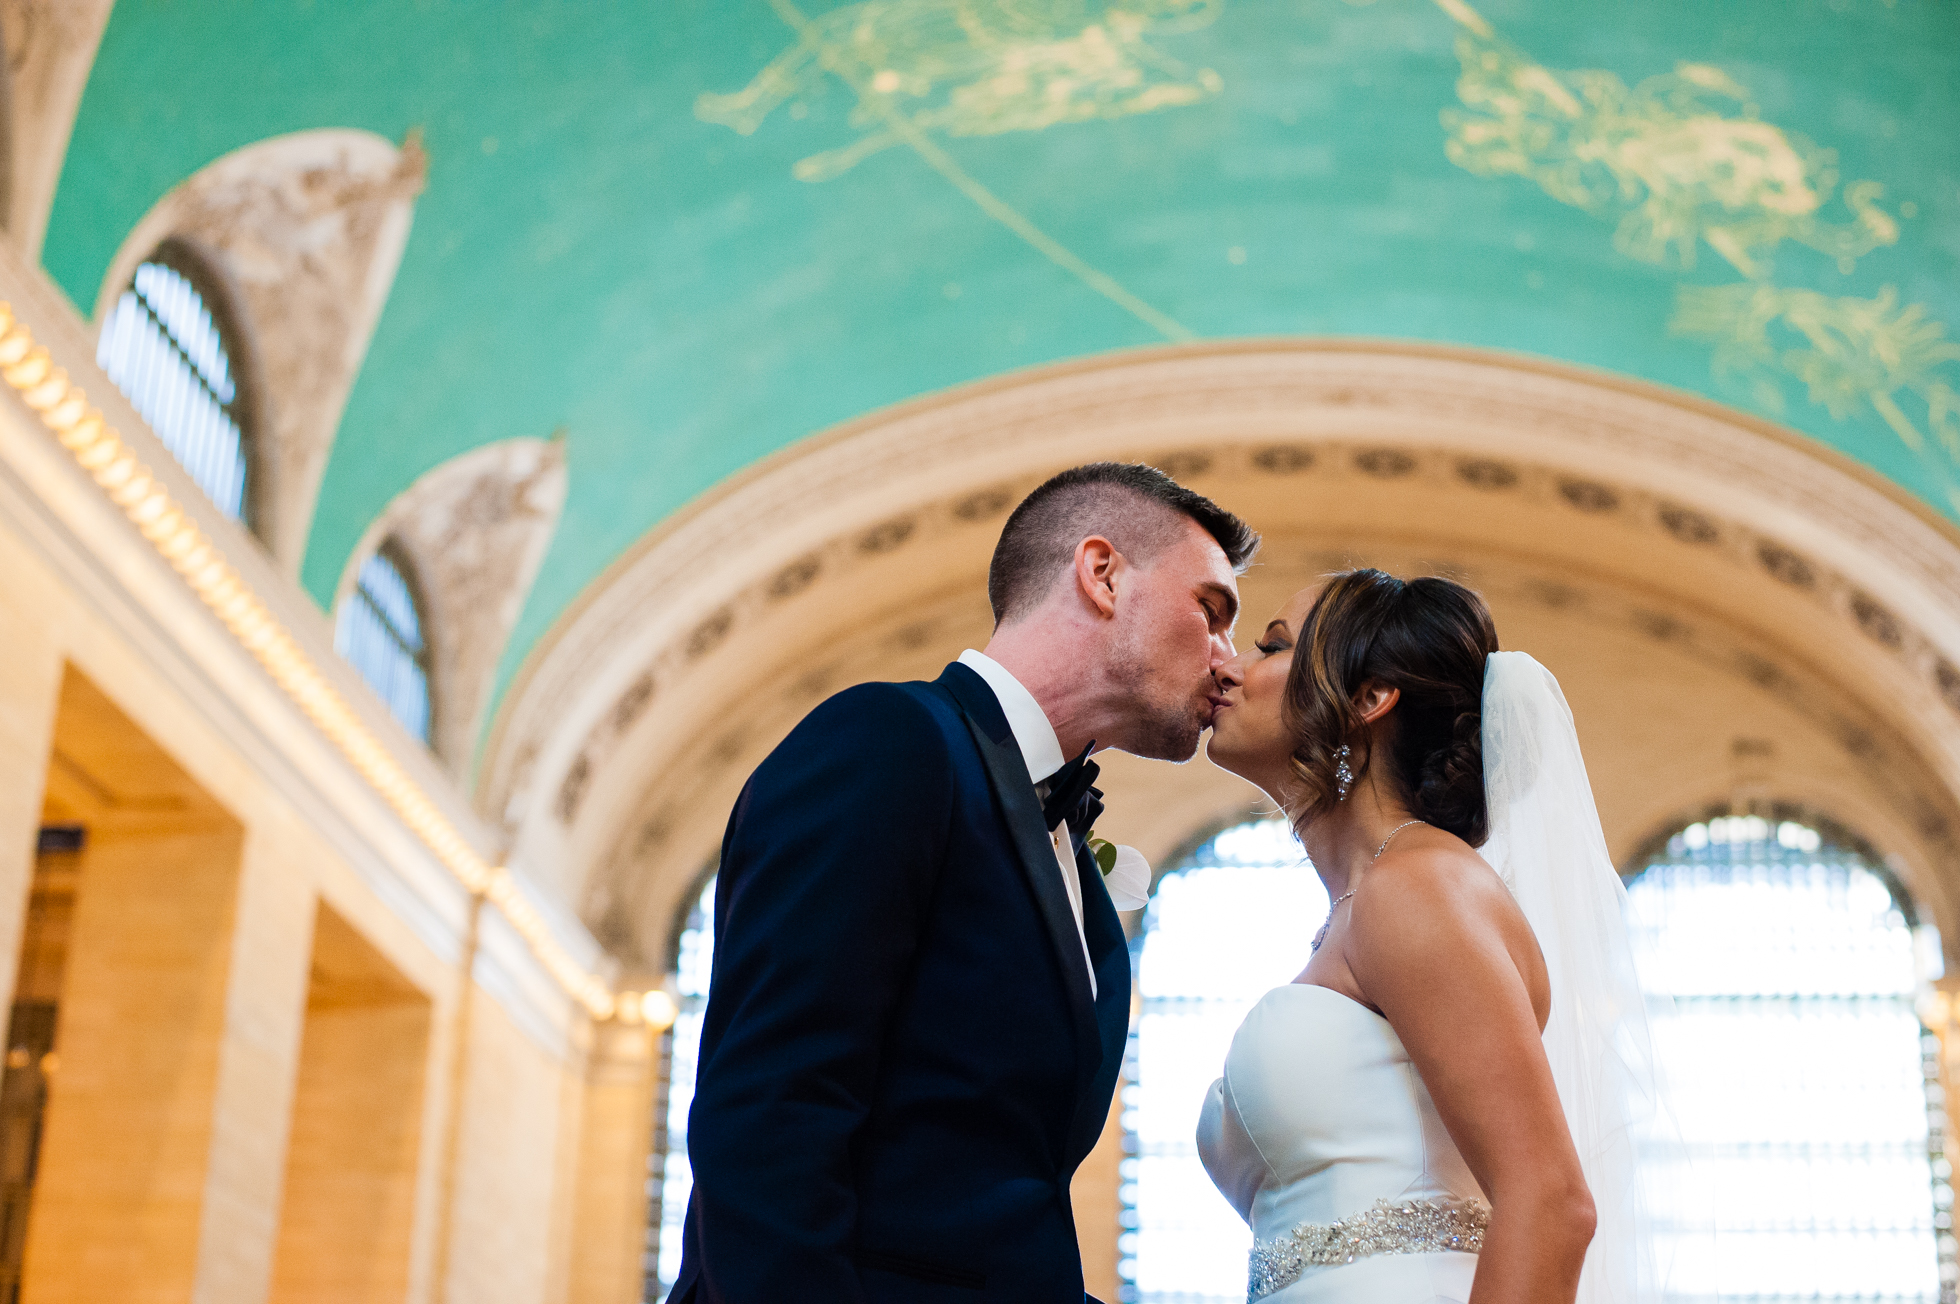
[1207,586,1320,794]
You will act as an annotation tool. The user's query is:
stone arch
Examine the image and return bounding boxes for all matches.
[0,0,115,257]
[337,437,567,781]
[94,127,425,574]
[479,340,1960,976]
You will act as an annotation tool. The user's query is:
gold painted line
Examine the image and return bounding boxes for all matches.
[767,0,1197,343]
[1431,0,1494,38]
[0,301,618,1021]
[1870,391,1926,452]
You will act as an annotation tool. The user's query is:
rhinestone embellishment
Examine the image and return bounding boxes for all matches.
[1246,1196,1490,1300]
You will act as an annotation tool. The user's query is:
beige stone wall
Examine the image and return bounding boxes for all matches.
[270,906,432,1304]
[567,1023,658,1304]
[440,988,575,1303]
[0,440,619,1301]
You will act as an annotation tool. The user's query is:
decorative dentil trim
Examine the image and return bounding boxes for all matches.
[484,341,1960,867]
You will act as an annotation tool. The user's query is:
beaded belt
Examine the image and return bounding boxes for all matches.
[1247,1196,1490,1301]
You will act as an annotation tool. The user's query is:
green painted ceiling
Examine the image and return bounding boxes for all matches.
[47,0,1960,728]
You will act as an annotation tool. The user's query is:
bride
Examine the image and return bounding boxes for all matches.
[1199,568,1659,1304]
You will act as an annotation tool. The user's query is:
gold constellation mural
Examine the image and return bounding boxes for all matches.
[1438,0,1896,280]
[698,0,1223,181]
[1433,0,1960,497]
[698,0,1224,340]
[1671,283,1960,463]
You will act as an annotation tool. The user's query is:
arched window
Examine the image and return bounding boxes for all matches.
[649,876,715,1303]
[1121,812,1956,1303]
[1626,814,1951,1301]
[333,543,432,742]
[1121,817,1326,1302]
[96,242,252,522]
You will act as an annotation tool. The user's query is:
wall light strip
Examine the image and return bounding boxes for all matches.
[0,302,617,1020]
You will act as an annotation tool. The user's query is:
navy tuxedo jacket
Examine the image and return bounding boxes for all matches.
[670,661,1132,1304]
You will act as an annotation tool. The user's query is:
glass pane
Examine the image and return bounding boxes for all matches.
[334,550,432,742]
[652,877,715,1303]
[1122,817,1328,1303]
[1628,816,1947,1303]
[96,260,248,521]
[1121,813,1953,1304]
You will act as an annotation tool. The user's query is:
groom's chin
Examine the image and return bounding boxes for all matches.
[1127,718,1205,764]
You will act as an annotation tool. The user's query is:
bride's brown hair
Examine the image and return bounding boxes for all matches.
[1284,569,1498,845]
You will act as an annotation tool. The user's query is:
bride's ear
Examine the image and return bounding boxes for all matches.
[1352,680,1400,726]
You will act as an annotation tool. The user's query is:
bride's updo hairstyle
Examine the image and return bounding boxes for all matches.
[1285,569,1499,845]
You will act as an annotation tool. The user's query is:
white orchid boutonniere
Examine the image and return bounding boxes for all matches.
[1086,834,1151,911]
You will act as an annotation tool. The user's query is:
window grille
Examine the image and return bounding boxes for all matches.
[1628,815,1952,1303]
[649,877,715,1303]
[334,545,432,742]
[1121,817,1326,1302]
[96,248,250,521]
[1119,813,1955,1304]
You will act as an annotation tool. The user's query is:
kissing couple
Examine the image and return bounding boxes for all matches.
[670,463,1660,1304]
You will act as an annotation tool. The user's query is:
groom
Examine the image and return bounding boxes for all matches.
[671,462,1257,1303]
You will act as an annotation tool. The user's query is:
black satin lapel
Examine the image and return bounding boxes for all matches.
[1072,844,1133,1159]
[936,665,1101,1071]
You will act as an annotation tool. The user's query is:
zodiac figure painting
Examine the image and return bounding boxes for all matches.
[1672,283,1960,462]
[1434,0,1897,281]
[697,0,1225,182]
[1426,0,1954,476]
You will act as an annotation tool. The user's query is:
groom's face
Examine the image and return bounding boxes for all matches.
[1105,519,1240,761]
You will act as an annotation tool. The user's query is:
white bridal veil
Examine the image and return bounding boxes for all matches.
[1479,652,1664,1304]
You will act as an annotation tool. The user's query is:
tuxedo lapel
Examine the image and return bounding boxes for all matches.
[935,663,1101,1091]
[1073,841,1134,1160]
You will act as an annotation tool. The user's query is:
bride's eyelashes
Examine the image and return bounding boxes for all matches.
[1255,637,1292,656]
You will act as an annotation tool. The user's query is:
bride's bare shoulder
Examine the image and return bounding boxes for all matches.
[1354,830,1513,923]
[1347,831,1548,1017]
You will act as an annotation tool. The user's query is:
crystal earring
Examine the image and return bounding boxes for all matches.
[1333,744,1354,801]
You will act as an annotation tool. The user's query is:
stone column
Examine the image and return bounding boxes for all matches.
[566,1020,658,1304]
[270,906,433,1304]
[0,561,63,1017]
[21,669,314,1304]
[21,821,247,1304]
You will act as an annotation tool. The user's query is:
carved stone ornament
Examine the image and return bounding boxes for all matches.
[0,0,117,257]
[338,437,567,780]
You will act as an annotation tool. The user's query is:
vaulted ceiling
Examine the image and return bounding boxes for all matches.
[44,0,1960,750]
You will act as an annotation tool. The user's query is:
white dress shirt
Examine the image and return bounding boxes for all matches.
[957,649,1097,998]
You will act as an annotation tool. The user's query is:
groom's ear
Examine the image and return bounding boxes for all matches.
[1073,535,1122,619]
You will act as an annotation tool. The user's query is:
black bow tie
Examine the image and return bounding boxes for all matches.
[1040,742,1102,839]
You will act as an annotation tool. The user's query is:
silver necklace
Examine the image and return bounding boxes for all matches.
[1311,819,1426,952]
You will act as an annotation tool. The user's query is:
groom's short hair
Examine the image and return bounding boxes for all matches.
[987,462,1258,624]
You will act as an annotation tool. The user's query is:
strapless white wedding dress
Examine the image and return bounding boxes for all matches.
[1196,984,1488,1303]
